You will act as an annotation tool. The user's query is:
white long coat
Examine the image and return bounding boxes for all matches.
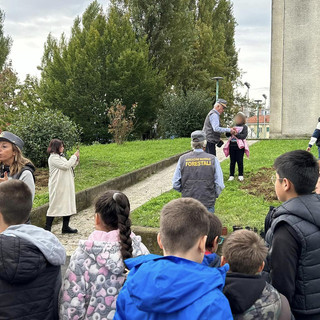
[47,154,78,217]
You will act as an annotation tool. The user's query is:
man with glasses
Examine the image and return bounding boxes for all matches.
[203,99,236,156]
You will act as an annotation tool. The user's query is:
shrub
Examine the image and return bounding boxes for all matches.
[158,90,212,138]
[107,99,137,144]
[8,108,81,167]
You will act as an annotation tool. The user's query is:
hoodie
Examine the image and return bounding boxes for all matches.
[224,273,283,319]
[202,252,221,267]
[59,229,149,320]
[114,254,233,320]
[0,224,66,320]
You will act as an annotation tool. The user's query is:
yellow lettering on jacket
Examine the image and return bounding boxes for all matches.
[185,158,212,167]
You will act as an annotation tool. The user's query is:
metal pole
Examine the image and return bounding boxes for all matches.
[216,80,219,101]
[213,77,223,102]
[254,100,262,139]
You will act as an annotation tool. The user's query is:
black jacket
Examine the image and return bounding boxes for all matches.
[226,124,248,140]
[265,194,320,317]
[224,273,291,320]
[0,232,63,319]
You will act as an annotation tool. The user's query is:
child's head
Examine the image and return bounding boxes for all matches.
[95,190,133,260]
[158,198,209,263]
[205,214,222,253]
[221,229,267,275]
[273,150,319,201]
[235,112,246,125]
[0,180,32,232]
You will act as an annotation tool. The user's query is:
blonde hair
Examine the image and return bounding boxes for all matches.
[6,144,33,176]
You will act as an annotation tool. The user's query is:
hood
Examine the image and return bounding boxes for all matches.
[224,273,265,314]
[202,253,221,268]
[124,254,229,314]
[78,230,129,275]
[275,194,320,228]
[2,224,66,266]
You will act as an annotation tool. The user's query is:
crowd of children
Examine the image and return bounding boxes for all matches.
[0,147,320,319]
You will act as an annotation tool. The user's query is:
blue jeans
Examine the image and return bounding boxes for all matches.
[318,146,320,159]
[207,207,215,214]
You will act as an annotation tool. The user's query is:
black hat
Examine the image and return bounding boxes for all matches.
[0,131,24,150]
[191,130,206,142]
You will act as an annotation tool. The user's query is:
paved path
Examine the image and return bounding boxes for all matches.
[53,141,257,255]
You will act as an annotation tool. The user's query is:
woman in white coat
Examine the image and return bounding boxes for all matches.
[45,139,79,233]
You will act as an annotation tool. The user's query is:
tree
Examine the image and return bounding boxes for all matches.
[0,10,12,71]
[117,0,196,91]
[39,1,164,142]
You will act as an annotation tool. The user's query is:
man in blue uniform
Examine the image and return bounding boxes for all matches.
[307,117,320,166]
[203,99,236,156]
[172,130,224,213]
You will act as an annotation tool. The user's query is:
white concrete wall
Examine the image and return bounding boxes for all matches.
[270,0,320,138]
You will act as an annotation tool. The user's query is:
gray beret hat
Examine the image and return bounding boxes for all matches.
[191,130,206,142]
[0,131,24,150]
[216,99,228,107]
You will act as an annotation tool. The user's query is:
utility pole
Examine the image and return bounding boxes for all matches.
[213,77,223,101]
[254,100,262,138]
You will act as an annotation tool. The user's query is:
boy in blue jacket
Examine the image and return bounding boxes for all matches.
[114,198,232,320]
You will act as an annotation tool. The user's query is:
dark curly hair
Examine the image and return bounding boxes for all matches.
[95,190,133,260]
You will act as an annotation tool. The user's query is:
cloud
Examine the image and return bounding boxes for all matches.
[0,0,271,101]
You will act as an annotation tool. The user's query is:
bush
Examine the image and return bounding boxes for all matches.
[107,99,137,144]
[8,108,81,167]
[158,90,212,138]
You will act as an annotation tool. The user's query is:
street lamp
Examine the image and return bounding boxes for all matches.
[244,82,250,100]
[212,77,223,101]
[262,94,268,138]
[254,100,262,139]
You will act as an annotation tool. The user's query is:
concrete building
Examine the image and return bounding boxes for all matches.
[270,0,320,138]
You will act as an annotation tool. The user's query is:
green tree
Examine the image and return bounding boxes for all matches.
[39,1,164,142]
[0,10,11,71]
[118,0,196,91]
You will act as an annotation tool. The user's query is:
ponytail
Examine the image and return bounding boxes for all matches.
[95,191,133,261]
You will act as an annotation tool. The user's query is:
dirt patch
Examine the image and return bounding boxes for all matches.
[34,169,49,191]
[241,167,278,201]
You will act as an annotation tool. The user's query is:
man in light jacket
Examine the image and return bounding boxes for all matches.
[203,99,236,156]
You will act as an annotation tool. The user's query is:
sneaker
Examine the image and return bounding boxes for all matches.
[238,176,244,181]
[228,176,235,181]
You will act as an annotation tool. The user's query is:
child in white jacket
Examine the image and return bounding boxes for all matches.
[59,190,149,320]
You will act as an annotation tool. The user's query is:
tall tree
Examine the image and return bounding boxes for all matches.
[0,9,11,71]
[39,1,164,142]
[118,0,196,91]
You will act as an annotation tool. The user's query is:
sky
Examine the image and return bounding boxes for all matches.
[0,0,271,102]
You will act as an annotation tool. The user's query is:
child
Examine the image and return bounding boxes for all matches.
[59,191,149,320]
[114,198,233,319]
[307,117,320,166]
[0,180,66,320]
[222,229,291,319]
[224,112,249,181]
[265,150,320,320]
[202,213,223,267]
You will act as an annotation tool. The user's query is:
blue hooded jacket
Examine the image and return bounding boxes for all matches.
[114,254,233,320]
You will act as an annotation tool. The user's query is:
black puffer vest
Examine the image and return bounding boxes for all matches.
[203,110,221,143]
[265,194,320,316]
[180,151,216,208]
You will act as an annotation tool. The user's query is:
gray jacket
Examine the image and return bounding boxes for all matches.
[180,151,216,208]
[203,110,222,143]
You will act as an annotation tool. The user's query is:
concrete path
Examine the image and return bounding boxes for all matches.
[53,140,257,255]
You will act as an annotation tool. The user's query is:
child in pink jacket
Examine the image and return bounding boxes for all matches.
[59,191,149,320]
[224,112,249,181]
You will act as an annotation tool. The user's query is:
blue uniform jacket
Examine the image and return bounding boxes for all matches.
[114,254,233,320]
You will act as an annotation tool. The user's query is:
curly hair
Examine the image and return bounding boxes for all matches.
[95,190,133,260]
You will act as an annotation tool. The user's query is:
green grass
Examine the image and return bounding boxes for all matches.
[33,138,190,208]
[131,140,317,231]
